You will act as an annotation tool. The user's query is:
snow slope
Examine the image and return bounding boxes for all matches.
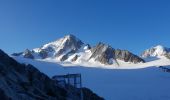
[40,56,170,69]
[13,56,170,100]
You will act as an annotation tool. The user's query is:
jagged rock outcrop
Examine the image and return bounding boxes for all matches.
[71,55,79,62]
[0,49,66,100]
[39,49,48,59]
[23,49,34,59]
[0,49,104,100]
[165,53,170,59]
[60,50,77,61]
[82,88,104,100]
[89,43,145,65]
[114,49,145,63]
[89,42,114,65]
[12,49,34,59]
[12,52,23,56]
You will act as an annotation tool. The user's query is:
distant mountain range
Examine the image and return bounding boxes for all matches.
[141,45,170,59]
[12,34,170,66]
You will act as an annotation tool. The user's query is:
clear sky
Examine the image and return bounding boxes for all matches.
[0,0,170,55]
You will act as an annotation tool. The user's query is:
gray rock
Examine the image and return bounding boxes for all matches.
[11,52,23,56]
[43,46,55,52]
[89,42,114,65]
[71,55,79,62]
[39,49,48,59]
[23,49,34,59]
[0,88,11,100]
[165,53,170,59]
[0,49,66,100]
[82,88,104,100]
[60,55,68,62]
[114,49,145,63]
[89,43,145,65]
[60,50,76,61]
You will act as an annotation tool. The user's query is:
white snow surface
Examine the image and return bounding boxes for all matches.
[41,37,66,52]
[13,56,170,100]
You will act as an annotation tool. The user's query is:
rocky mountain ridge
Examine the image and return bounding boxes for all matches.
[12,34,145,65]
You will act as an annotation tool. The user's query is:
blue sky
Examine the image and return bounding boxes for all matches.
[0,0,170,55]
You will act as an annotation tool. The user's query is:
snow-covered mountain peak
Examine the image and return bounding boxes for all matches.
[64,34,77,40]
[154,44,165,50]
[153,45,166,55]
[141,45,170,58]
[41,34,83,50]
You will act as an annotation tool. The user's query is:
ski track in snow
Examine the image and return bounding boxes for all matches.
[13,56,170,100]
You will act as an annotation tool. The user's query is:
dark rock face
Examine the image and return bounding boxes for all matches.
[39,49,48,59]
[71,55,79,62]
[90,42,114,65]
[82,88,104,100]
[0,49,66,100]
[12,52,23,56]
[60,50,76,61]
[12,49,34,59]
[43,46,55,52]
[89,43,145,65]
[114,49,145,63]
[0,88,11,100]
[60,54,69,62]
[165,53,170,59]
[23,49,34,59]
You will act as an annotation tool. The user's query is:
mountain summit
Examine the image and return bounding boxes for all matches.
[141,45,170,59]
[40,34,84,55]
[89,42,145,65]
[13,34,84,59]
[12,34,145,66]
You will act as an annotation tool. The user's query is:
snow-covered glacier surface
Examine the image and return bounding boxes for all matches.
[13,56,170,100]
